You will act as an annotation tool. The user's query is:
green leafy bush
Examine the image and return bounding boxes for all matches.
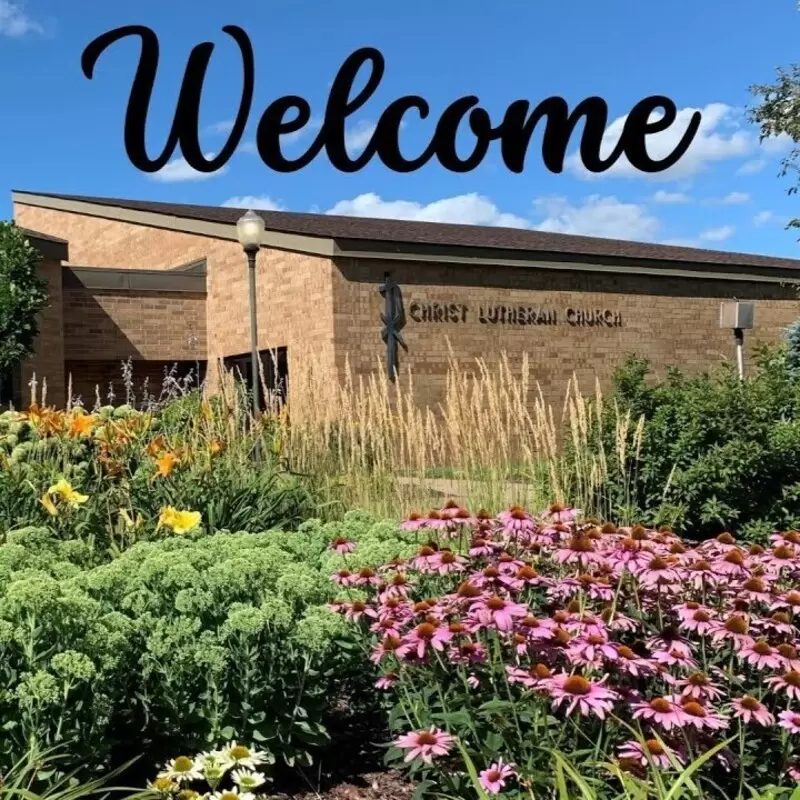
[604,345,800,539]
[0,223,48,374]
[0,512,414,780]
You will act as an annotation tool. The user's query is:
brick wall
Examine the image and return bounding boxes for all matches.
[13,203,338,401]
[21,255,65,407]
[332,257,800,409]
[62,279,207,362]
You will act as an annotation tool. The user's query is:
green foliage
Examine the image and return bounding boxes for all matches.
[0,512,413,782]
[0,223,49,372]
[749,65,800,228]
[602,345,800,539]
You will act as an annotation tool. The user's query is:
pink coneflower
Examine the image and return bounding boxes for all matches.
[499,506,536,536]
[730,696,775,727]
[379,574,413,602]
[737,638,783,671]
[600,607,638,632]
[636,556,680,588]
[547,672,618,719]
[710,615,754,650]
[494,553,527,575]
[342,600,377,624]
[518,614,556,641]
[506,662,553,689]
[400,512,426,531]
[330,536,356,554]
[759,611,795,636]
[652,648,699,671]
[765,544,798,572]
[631,697,690,731]
[468,537,494,558]
[772,590,800,613]
[448,639,487,666]
[555,535,599,567]
[766,670,800,701]
[353,567,382,587]
[714,549,750,578]
[674,672,724,702]
[678,608,716,636]
[541,503,582,524]
[566,633,618,667]
[394,727,455,764]
[683,559,719,590]
[613,645,654,677]
[370,635,410,664]
[402,620,453,659]
[375,672,398,690]
[448,507,479,527]
[738,576,773,604]
[478,759,516,794]
[778,710,800,734]
[678,698,729,731]
[331,568,356,587]
[428,549,468,576]
[470,594,529,633]
[777,643,800,672]
[647,628,693,659]
[617,739,682,770]
[420,510,451,530]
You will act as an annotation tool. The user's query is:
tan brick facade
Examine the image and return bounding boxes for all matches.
[13,197,800,412]
[14,202,336,406]
[332,257,800,408]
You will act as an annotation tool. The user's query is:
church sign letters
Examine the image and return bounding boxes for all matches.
[408,301,623,328]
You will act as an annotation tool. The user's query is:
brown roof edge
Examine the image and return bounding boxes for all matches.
[18,227,69,262]
[12,189,800,275]
[64,266,207,294]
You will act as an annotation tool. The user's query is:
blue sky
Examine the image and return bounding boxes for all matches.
[2,0,800,256]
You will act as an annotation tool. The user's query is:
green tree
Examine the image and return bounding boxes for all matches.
[749,66,800,228]
[0,222,48,373]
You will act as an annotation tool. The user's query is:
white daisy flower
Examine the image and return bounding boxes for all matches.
[194,753,232,785]
[158,756,204,783]
[209,790,255,800]
[231,770,266,791]
[215,743,267,770]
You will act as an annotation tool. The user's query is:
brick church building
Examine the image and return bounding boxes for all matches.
[10,189,800,410]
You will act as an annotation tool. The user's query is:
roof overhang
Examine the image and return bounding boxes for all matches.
[19,227,69,262]
[13,191,336,258]
[13,191,800,287]
[64,266,206,294]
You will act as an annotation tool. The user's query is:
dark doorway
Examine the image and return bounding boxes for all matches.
[0,366,21,409]
[223,347,288,411]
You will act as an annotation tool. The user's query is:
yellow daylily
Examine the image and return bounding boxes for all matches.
[40,492,58,517]
[48,478,89,509]
[157,506,201,535]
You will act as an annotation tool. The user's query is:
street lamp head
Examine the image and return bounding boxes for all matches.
[236,209,266,251]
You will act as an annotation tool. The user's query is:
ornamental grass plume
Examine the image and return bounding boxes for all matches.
[332,501,800,796]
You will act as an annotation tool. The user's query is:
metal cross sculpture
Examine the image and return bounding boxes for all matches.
[379,272,407,382]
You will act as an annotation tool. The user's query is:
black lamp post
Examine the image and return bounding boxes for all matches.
[236,209,266,458]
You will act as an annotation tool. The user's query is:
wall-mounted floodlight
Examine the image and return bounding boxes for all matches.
[719,300,754,379]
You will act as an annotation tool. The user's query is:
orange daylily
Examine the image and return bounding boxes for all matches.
[145,435,167,458]
[69,413,95,438]
[209,439,225,456]
[154,451,180,479]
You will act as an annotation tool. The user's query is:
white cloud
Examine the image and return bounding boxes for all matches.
[345,120,377,152]
[150,153,227,183]
[699,225,735,242]
[325,192,530,228]
[206,120,234,135]
[222,195,284,211]
[720,191,750,205]
[652,190,691,204]
[737,158,766,176]
[753,210,774,226]
[660,238,700,248]
[532,195,660,241]
[760,133,793,154]
[567,103,753,182]
[0,0,42,36]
